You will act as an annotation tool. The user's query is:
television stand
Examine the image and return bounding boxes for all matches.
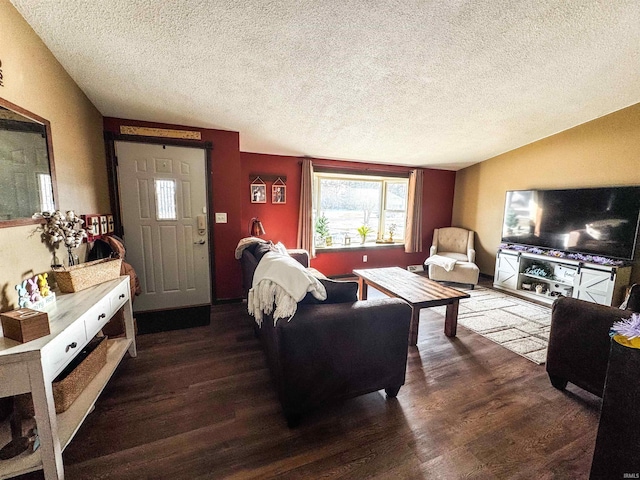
[493,248,631,307]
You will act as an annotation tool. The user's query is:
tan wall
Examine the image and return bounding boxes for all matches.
[0,2,107,310]
[452,102,640,283]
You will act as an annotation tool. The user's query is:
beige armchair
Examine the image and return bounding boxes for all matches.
[424,227,479,288]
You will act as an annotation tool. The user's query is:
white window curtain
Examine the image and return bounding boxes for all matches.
[297,158,315,257]
[404,168,423,253]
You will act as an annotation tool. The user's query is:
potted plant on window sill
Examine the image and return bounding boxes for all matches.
[315,214,330,247]
[357,224,372,245]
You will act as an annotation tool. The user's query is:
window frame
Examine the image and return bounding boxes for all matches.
[313,171,409,249]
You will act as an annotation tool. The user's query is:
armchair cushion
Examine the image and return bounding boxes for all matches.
[435,252,469,262]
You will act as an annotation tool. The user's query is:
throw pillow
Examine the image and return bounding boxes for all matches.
[299,278,358,305]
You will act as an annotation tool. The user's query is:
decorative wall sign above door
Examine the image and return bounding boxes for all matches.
[119,125,201,140]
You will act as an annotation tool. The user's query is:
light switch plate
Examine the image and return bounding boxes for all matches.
[215,213,227,223]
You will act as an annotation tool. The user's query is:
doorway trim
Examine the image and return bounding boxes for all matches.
[104,132,216,302]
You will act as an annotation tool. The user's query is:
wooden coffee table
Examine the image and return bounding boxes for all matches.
[353,267,470,346]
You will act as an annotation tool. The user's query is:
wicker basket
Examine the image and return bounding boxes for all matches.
[53,258,122,293]
[52,336,108,413]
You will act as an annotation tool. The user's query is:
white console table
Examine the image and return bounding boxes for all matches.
[0,276,136,480]
[494,248,632,306]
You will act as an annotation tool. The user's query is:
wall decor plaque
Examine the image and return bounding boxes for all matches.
[120,125,201,140]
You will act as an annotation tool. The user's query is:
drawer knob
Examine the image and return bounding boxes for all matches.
[119,294,125,299]
[98,313,106,320]
[65,342,77,352]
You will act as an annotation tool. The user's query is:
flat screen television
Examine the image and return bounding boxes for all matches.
[501,186,640,260]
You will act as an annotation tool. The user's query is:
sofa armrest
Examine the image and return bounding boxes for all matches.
[429,245,437,256]
[547,296,633,396]
[287,249,309,268]
[274,298,411,415]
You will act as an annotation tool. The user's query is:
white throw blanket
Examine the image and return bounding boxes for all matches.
[424,254,458,272]
[248,252,327,325]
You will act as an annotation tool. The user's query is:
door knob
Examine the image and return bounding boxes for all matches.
[194,239,205,245]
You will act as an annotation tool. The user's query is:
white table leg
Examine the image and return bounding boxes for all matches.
[28,359,64,480]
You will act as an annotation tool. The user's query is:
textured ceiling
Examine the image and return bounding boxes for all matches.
[11,0,640,170]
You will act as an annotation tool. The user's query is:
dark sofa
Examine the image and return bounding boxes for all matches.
[240,243,412,426]
[546,284,639,397]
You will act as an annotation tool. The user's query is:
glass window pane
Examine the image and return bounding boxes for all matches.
[386,182,408,210]
[318,178,381,241]
[383,211,406,240]
[155,179,177,220]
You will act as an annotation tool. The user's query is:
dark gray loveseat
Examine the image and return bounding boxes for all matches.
[546,284,640,397]
[240,243,412,426]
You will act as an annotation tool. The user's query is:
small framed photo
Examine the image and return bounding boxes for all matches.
[82,214,101,241]
[272,185,286,204]
[250,184,266,203]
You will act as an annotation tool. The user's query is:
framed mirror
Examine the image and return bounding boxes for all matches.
[0,97,57,228]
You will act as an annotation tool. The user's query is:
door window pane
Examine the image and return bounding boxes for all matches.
[155,179,177,220]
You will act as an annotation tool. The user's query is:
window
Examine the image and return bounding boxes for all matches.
[155,179,177,220]
[313,172,408,248]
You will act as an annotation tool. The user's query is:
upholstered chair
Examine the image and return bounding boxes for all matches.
[546,284,640,397]
[424,227,480,287]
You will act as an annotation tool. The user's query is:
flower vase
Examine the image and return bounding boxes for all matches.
[67,249,79,267]
[51,253,63,269]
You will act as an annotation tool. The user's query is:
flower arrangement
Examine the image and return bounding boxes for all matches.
[388,223,397,242]
[610,313,640,349]
[33,210,87,266]
[357,224,372,244]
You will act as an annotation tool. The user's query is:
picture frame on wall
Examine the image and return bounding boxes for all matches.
[250,182,267,203]
[82,214,101,241]
[100,215,108,234]
[272,177,286,204]
[272,185,286,204]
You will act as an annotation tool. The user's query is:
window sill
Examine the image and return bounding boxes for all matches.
[315,242,404,253]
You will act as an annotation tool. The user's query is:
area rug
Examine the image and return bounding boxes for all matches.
[432,287,551,364]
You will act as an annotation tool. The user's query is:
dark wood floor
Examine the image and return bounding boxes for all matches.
[22,283,601,479]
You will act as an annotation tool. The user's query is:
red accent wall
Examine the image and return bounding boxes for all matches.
[241,153,457,277]
[103,117,243,300]
[241,153,302,247]
[103,119,456,301]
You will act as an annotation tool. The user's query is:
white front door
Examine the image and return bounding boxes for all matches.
[116,141,211,312]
